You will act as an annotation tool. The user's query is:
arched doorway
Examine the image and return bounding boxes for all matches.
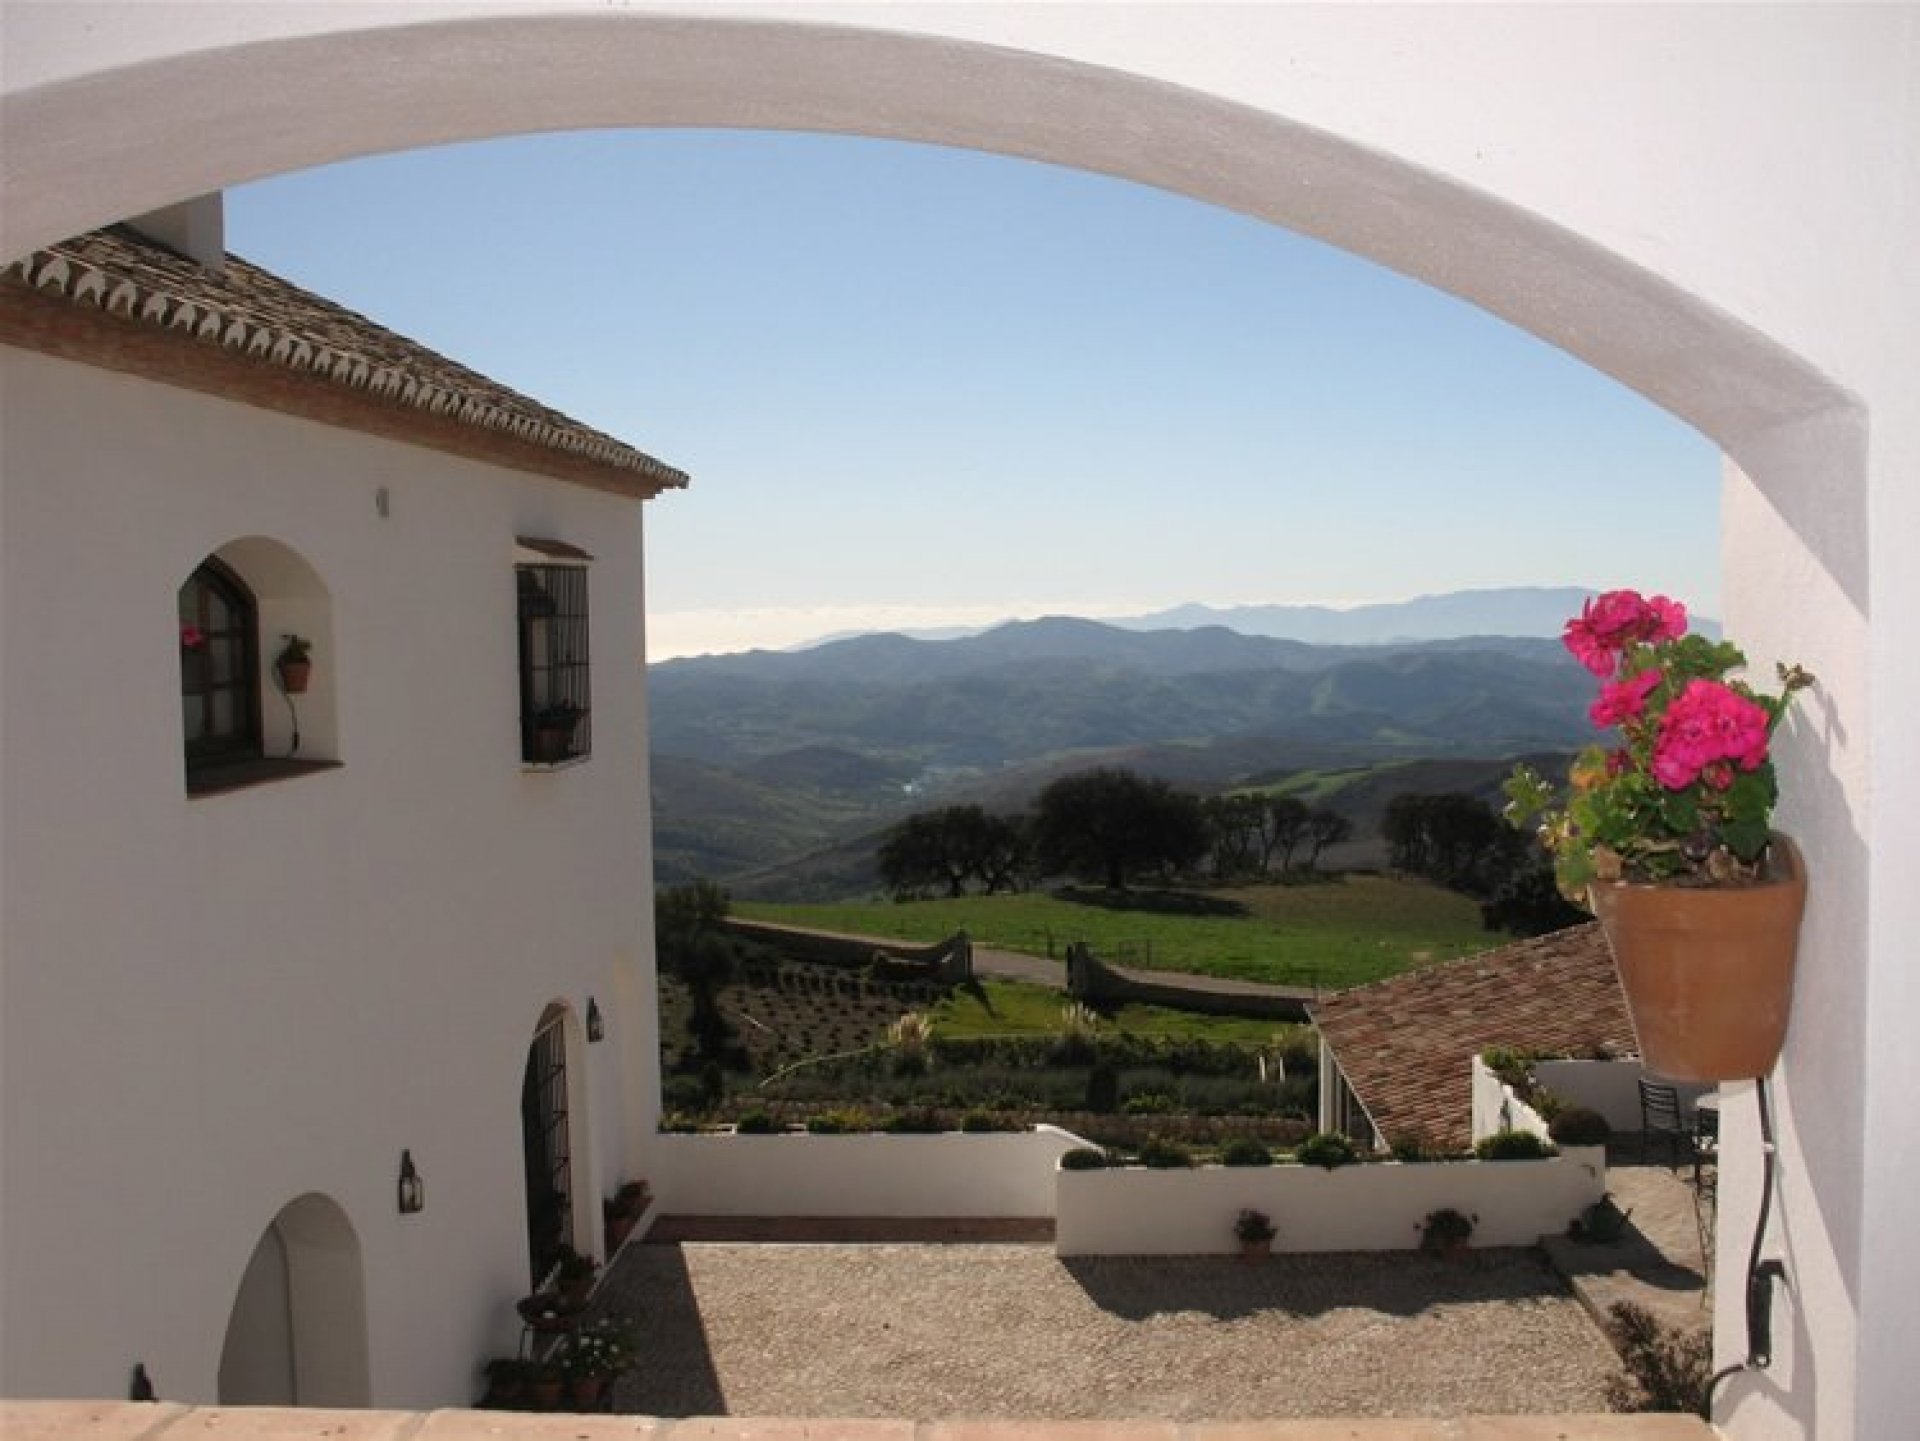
[522,1003,592,1287]
[218,1193,370,1407]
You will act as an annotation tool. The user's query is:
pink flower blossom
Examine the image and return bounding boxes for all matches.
[1563,590,1689,678]
[1650,679,1771,790]
[179,623,206,650]
[1589,669,1661,727]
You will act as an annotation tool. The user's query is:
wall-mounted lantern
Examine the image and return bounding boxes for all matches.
[397,1149,424,1215]
[586,997,605,1043]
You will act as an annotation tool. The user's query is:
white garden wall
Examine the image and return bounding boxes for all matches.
[1532,1059,1712,1137]
[654,1126,1083,1218]
[1055,1147,1606,1257]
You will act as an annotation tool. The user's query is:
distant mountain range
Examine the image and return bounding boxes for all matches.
[789,586,1658,651]
[649,587,1619,896]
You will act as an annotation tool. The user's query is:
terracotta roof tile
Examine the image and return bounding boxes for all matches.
[3,226,689,497]
[1309,922,1635,1152]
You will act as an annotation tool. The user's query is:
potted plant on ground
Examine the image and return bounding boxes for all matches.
[481,1356,531,1408]
[525,1358,565,1411]
[1505,589,1814,1082]
[1234,1207,1277,1262]
[560,1314,638,1410]
[1419,1206,1477,1258]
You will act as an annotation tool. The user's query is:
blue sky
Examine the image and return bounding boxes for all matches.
[226,129,1720,659]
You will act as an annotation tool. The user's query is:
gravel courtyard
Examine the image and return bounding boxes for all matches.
[601,1243,1622,1421]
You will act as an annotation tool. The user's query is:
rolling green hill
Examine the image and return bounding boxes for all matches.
[736,875,1492,990]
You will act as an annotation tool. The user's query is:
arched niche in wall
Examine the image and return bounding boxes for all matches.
[177,534,338,790]
[217,1191,370,1408]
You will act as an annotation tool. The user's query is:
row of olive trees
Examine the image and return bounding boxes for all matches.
[876,769,1351,899]
[1380,790,1585,936]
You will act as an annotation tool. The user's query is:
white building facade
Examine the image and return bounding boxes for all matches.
[0,216,680,1406]
[1,5,1916,1438]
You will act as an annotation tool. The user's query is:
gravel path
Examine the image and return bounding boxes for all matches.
[603,1243,1620,1421]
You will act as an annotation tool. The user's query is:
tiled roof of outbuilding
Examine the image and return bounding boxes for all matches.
[2,226,689,498]
[1309,922,1635,1153]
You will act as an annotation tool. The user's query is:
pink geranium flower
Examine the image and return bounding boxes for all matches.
[1589,669,1660,727]
[1650,680,1771,790]
[1563,590,1688,678]
[1508,589,1813,893]
[179,623,206,650]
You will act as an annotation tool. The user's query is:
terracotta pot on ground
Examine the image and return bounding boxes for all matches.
[1589,832,1807,1083]
[1238,1239,1272,1264]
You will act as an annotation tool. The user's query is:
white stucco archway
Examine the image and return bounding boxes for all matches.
[217,1192,370,1408]
[5,7,1913,1438]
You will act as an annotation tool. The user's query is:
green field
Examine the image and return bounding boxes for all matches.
[736,875,1493,990]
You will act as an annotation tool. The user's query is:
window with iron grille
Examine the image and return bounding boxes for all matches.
[515,546,591,766]
[521,1014,573,1289]
[179,557,263,785]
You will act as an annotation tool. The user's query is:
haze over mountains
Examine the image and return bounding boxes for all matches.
[647,587,1632,897]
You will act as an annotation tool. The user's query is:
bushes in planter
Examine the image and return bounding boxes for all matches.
[1474,1128,1557,1160]
[1138,1136,1196,1169]
[1059,1146,1110,1170]
[1220,1137,1274,1167]
[1294,1131,1360,1169]
[1548,1106,1612,1147]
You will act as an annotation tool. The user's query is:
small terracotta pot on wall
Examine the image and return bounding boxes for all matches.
[1589,832,1807,1083]
[277,659,311,694]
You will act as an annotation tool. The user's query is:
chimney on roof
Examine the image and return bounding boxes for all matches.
[124,193,226,274]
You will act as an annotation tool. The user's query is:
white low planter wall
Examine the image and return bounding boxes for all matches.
[1055,1148,1606,1256]
[654,1124,1085,1217]
[1532,1058,1712,1134]
[1472,1055,1553,1142]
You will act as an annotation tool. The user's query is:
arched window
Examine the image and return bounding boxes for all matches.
[179,557,262,781]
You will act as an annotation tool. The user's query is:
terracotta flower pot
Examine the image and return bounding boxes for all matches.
[1237,1239,1271,1264]
[277,659,311,694]
[1588,832,1807,1082]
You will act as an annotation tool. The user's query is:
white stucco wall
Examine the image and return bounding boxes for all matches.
[3,5,1916,1436]
[653,1126,1083,1218]
[1054,1148,1606,1258]
[0,347,659,1407]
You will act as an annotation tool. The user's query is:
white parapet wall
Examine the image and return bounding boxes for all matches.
[1472,1054,1554,1143]
[653,1124,1086,1217]
[1055,1148,1607,1257]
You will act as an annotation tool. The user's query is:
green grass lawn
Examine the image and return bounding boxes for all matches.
[930,978,1284,1046]
[736,875,1493,990]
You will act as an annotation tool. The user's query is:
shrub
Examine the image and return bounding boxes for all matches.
[1549,1106,1613,1147]
[959,1110,1017,1133]
[1122,1092,1177,1115]
[659,1111,702,1134]
[661,1074,708,1113]
[733,1109,781,1135]
[1138,1136,1196,1169]
[880,1106,944,1134]
[806,1108,871,1134]
[1387,1132,1449,1162]
[1475,1128,1556,1160]
[1220,1137,1274,1167]
[1085,1061,1120,1114]
[1531,1087,1567,1122]
[1059,1146,1109,1171]
[1294,1131,1359,1169]
[1603,1301,1713,1416]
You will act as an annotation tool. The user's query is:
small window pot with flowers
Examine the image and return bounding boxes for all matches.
[1504,590,1814,1082]
[529,699,585,763]
[274,634,313,694]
